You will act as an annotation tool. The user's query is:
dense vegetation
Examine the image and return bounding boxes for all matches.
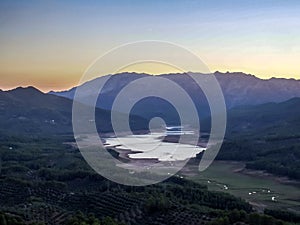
[0,87,299,224]
[1,135,297,225]
[215,137,300,180]
[208,98,300,180]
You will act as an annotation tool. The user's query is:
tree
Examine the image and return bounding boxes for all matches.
[0,214,7,225]
[102,217,118,225]
[228,209,241,223]
[249,213,261,225]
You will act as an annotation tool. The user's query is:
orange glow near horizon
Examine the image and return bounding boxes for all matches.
[1,57,299,93]
[1,40,300,93]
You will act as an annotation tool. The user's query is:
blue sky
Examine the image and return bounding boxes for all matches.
[1,0,300,91]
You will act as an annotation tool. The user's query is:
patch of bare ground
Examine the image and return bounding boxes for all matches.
[248,201,267,213]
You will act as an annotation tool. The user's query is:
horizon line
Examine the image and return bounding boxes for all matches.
[1,70,299,93]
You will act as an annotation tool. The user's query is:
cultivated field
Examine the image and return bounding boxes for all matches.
[183,161,300,213]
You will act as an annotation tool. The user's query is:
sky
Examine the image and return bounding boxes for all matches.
[1,0,300,92]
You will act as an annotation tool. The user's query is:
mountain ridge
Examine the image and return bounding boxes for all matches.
[48,72,300,125]
[48,71,300,95]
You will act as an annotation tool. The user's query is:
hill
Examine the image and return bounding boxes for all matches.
[215,98,300,180]
[226,97,300,137]
[0,87,146,136]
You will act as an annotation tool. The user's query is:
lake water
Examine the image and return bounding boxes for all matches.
[105,132,205,161]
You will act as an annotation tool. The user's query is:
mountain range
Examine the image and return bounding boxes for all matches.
[50,71,300,108]
[49,72,300,125]
[1,72,300,137]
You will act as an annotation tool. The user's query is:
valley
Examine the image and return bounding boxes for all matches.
[182,161,300,213]
[0,74,300,224]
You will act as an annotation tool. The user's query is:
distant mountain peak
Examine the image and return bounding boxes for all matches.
[214,71,256,77]
[8,86,44,94]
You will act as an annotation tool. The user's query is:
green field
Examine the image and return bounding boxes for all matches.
[183,161,300,213]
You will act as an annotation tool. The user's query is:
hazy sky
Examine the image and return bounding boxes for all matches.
[1,0,300,91]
